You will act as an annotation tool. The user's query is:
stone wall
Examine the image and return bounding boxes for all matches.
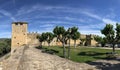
[27,32,40,47]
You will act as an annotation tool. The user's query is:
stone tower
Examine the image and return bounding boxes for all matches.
[11,22,28,50]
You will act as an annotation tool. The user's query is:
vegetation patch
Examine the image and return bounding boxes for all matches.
[37,46,120,63]
[0,38,11,57]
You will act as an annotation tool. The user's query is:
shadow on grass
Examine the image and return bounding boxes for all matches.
[36,46,59,55]
[78,51,118,61]
[87,61,120,70]
[78,51,105,56]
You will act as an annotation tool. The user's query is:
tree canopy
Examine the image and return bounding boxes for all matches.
[101,23,120,52]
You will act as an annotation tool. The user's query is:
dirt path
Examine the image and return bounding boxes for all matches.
[3,47,120,70]
[21,47,97,70]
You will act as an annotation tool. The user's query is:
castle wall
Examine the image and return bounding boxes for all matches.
[27,32,40,47]
[42,38,62,46]
[11,22,98,49]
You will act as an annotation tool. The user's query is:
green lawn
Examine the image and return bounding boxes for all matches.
[37,46,120,63]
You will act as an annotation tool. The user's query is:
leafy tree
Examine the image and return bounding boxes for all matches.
[46,32,54,47]
[66,28,72,59]
[53,26,67,58]
[94,35,106,47]
[101,23,120,52]
[71,27,80,48]
[37,33,47,47]
[115,23,120,43]
[80,38,86,46]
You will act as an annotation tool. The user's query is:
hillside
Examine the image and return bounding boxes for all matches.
[0,38,11,56]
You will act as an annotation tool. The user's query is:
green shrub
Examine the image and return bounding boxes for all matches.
[0,39,11,56]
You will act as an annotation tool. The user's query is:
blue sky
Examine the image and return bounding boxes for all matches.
[0,0,120,38]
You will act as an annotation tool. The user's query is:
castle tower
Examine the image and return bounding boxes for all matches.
[11,22,28,50]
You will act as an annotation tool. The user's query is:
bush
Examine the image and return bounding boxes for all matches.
[0,39,11,56]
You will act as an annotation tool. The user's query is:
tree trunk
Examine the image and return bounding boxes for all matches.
[113,44,115,53]
[48,43,50,47]
[68,39,70,59]
[44,42,45,46]
[40,42,42,48]
[63,42,66,58]
[74,40,76,48]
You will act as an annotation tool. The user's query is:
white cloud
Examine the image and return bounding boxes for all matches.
[102,18,116,24]
[102,18,117,27]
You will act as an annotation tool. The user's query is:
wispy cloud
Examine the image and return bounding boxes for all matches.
[81,11,101,20]
[0,32,11,38]
[80,10,118,24]
[39,24,54,28]
[16,4,118,24]
[0,4,118,37]
[0,10,16,21]
[16,4,65,16]
[15,4,118,35]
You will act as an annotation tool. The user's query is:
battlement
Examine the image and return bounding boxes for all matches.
[27,32,40,39]
[12,22,28,24]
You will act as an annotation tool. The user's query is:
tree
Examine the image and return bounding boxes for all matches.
[37,33,47,47]
[101,23,120,52]
[46,32,54,47]
[72,32,80,48]
[94,35,106,47]
[53,26,67,58]
[71,27,80,48]
[115,23,120,43]
[80,38,86,46]
[66,28,72,59]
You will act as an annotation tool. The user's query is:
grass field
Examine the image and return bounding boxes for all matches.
[37,46,120,63]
